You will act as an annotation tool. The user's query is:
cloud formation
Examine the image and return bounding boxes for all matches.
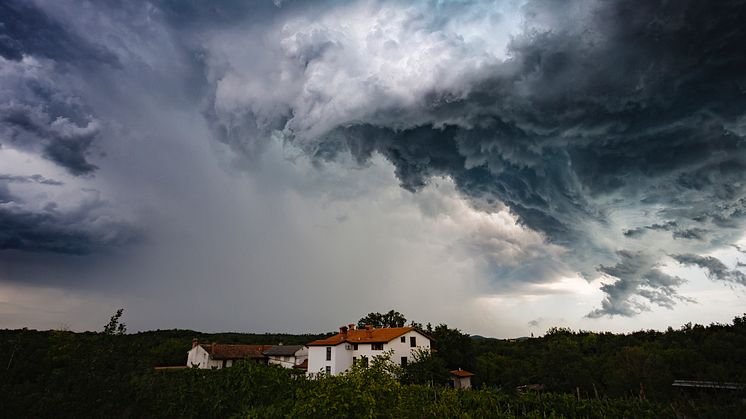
[0,177,139,254]
[201,0,746,315]
[2,0,746,323]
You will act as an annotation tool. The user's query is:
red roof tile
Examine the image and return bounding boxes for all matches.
[293,359,309,370]
[307,326,417,346]
[450,369,475,377]
[200,343,273,360]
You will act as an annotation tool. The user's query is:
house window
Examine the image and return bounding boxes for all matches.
[372,343,384,350]
[325,366,331,375]
[353,356,356,363]
[353,344,358,350]
[401,357,408,367]
[326,347,332,361]
[410,336,416,347]
[401,336,406,343]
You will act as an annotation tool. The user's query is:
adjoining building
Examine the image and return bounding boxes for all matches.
[306,324,431,377]
[186,340,272,369]
[263,344,308,369]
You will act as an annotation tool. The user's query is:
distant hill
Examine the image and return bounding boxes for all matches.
[469,334,494,341]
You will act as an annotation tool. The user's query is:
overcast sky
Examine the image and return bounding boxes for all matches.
[1,0,745,337]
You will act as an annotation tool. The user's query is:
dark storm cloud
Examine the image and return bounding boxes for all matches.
[199,0,746,315]
[0,88,101,176]
[0,205,136,254]
[0,0,119,66]
[0,0,112,175]
[0,0,146,257]
[3,0,746,316]
[587,251,691,318]
[0,174,63,186]
[672,254,746,286]
[0,189,140,255]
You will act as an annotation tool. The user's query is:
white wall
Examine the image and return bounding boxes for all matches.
[295,346,308,365]
[268,355,294,368]
[306,330,431,377]
[267,347,308,369]
[307,346,329,377]
[333,344,353,374]
[451,376,472,389]
[307,344,352,376]
[186,346,224,369]
[352,330,430,368]
[186,345,235,369]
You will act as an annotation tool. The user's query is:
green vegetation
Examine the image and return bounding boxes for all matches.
[358,310,408,328]
[0,312,744,417]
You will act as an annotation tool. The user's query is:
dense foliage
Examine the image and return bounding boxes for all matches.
[471,317,746,402]
[358,310,407,328]
[0,313,744,417]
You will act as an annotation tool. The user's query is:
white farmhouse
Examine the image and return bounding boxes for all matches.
[306,324,431,377]
[262,345,308,369]
[186,340,272,369]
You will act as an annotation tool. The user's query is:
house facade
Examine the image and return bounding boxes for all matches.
[306,324,431,376]
[263,345,308,369]
[186,340,272,369]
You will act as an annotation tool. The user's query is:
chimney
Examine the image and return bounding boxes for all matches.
[348,323,355,330]
[365,324,373,337]
[339,326,348,336]
[192,338,199,349]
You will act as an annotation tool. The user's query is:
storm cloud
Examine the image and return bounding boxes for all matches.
[2,0,746,327]
[197,0,746,316]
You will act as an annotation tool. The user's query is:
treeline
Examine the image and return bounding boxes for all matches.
[399,312,746,402]
[0,313,744,417]
[0,349,674,418]
[470,317,746,400]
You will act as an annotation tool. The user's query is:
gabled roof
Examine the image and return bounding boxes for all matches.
[307,326,423,346]
[263,345,304,356]
[450,369,475,377]
[198,343,273,360]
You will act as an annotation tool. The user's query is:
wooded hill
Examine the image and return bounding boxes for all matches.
[0,313,744,417]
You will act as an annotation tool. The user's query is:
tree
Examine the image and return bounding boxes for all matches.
[431,324,475,370]
[401,348,449,385]
[103,308,127,335]
[358,310,407,328]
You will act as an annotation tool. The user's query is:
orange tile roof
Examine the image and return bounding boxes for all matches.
[200,343,273,360]
[307,327,415,346]
[450,369,475,377]
[293,359,309,370]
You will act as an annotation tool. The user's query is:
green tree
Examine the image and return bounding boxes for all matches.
[431,324,475,371]
[358,310,407,328]
[103,308,127,335]
[401,348,450,385]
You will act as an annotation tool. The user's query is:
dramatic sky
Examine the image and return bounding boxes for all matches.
[1,0,745,337]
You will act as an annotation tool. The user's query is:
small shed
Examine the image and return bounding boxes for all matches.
[449,368,475,389]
